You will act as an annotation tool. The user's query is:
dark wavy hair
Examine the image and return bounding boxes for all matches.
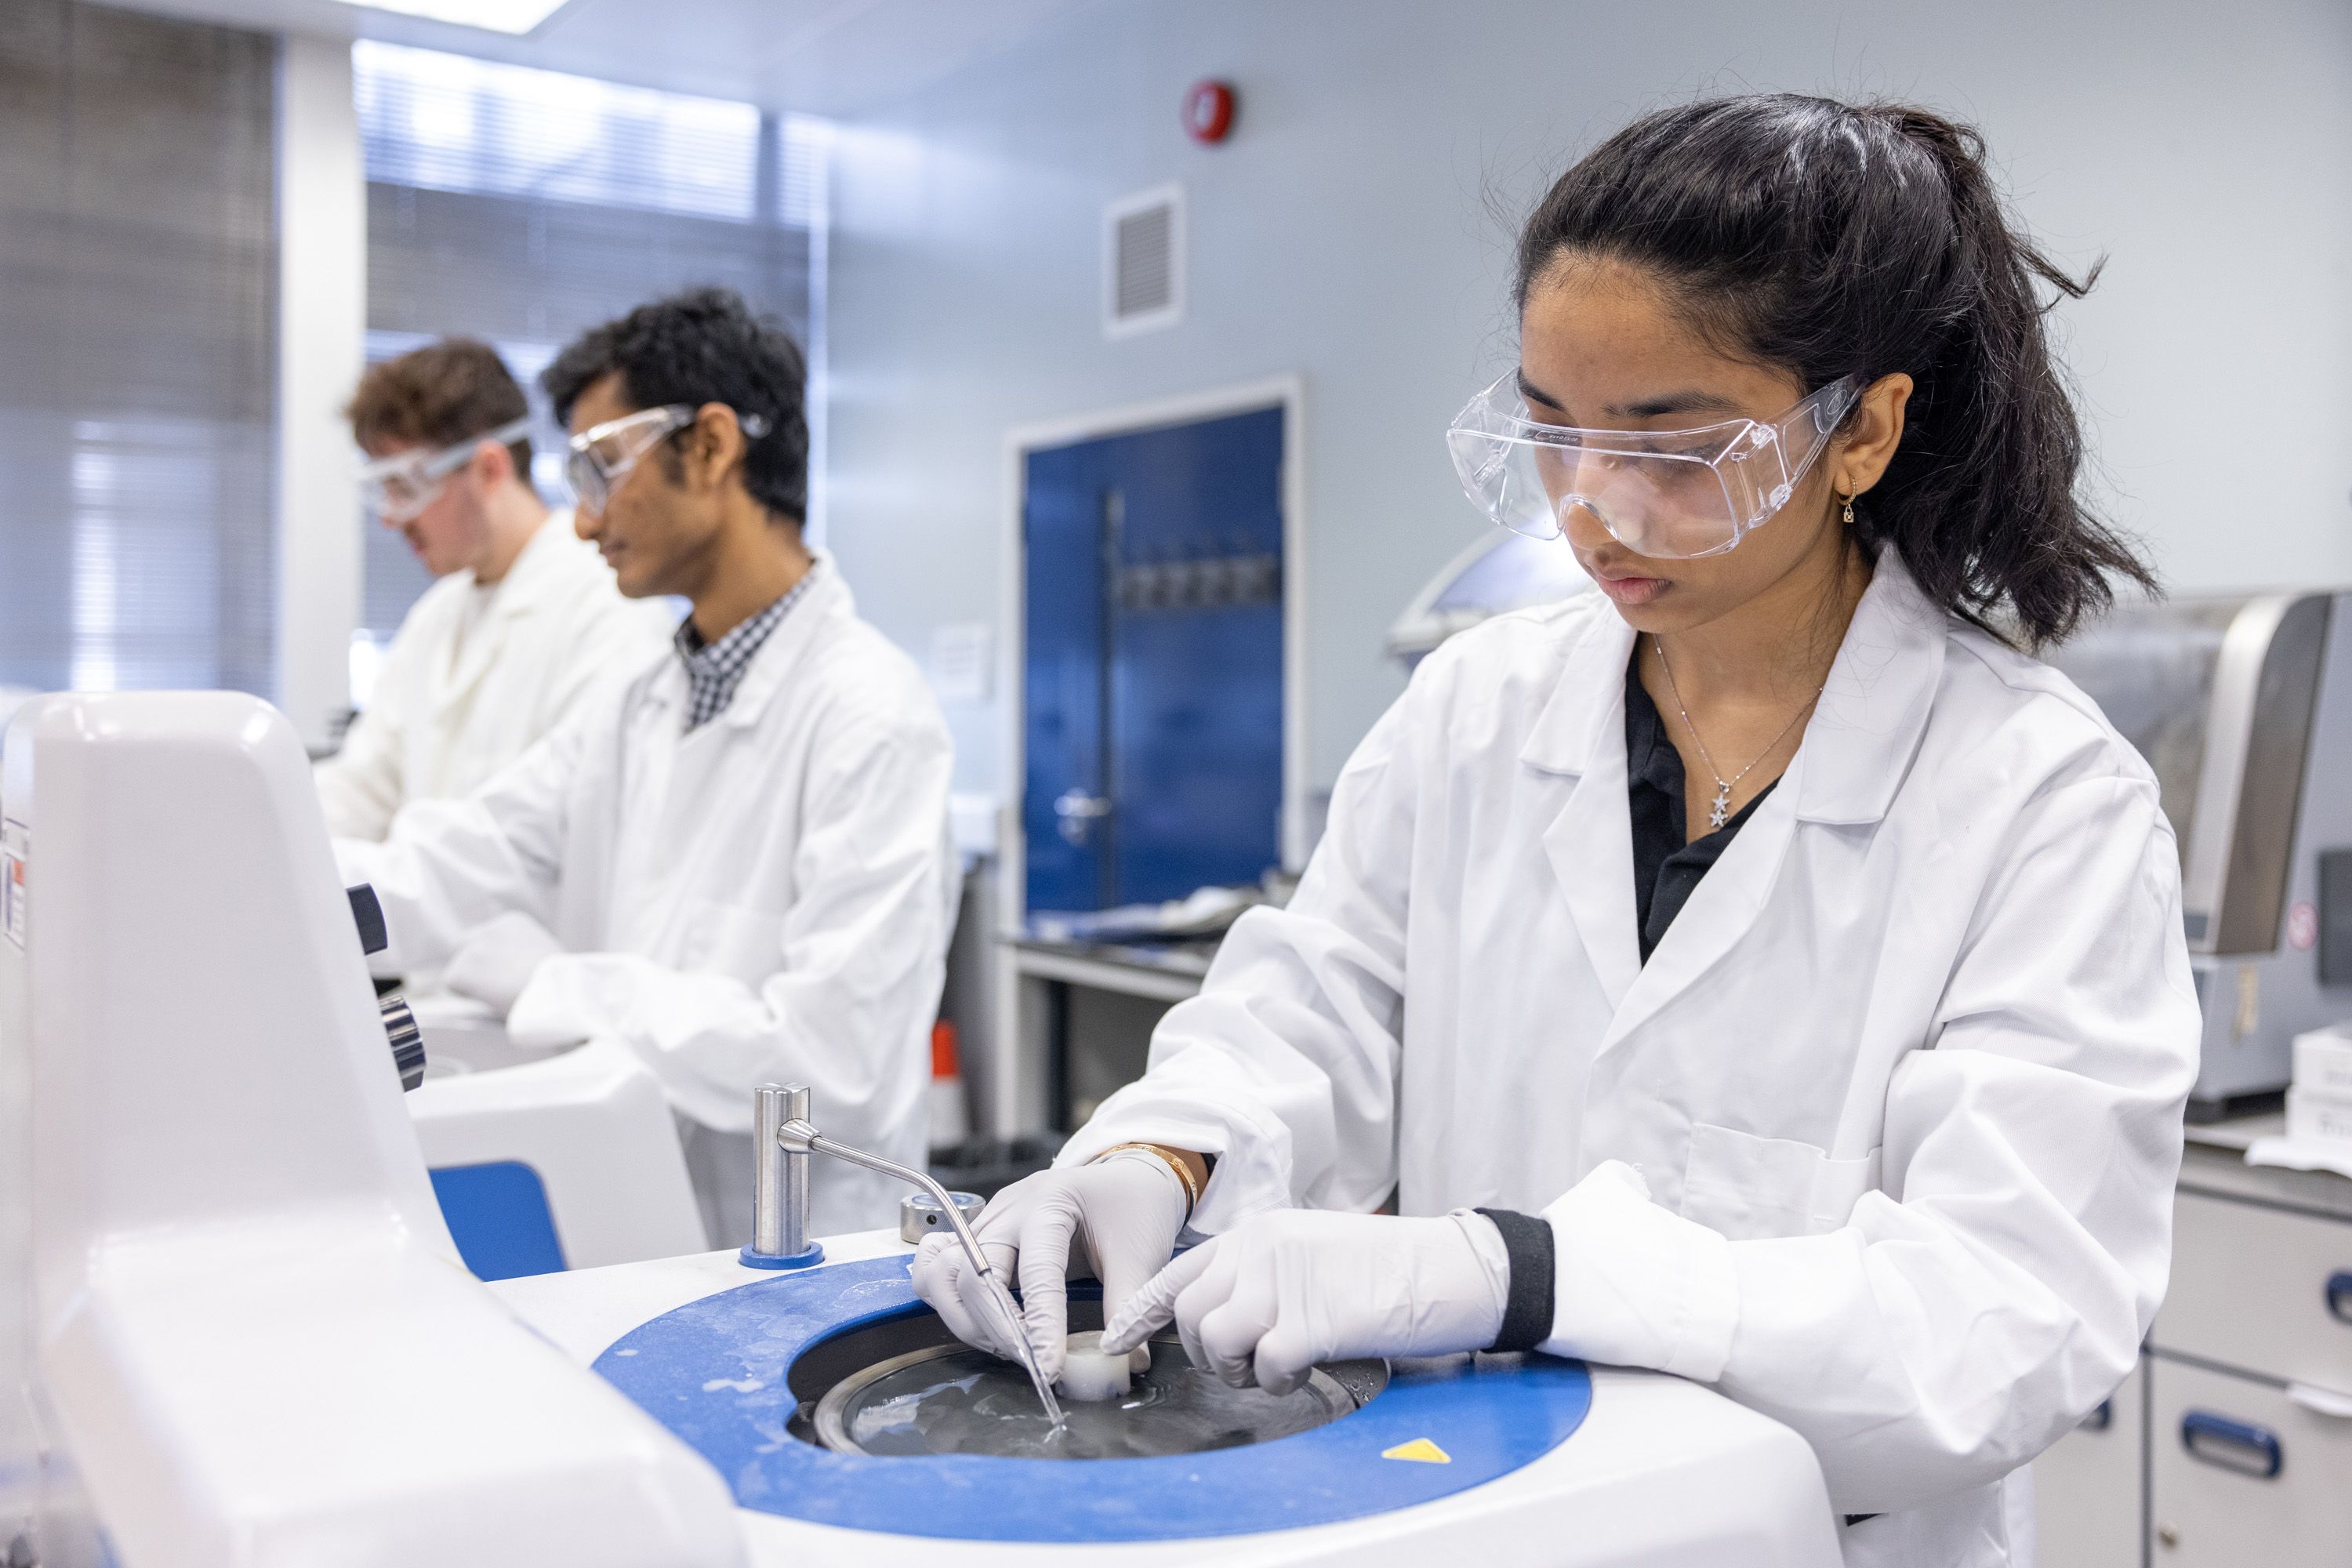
[544,286,810,524]
[1515,94,2154,647]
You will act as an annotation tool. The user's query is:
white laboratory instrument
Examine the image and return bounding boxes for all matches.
[1385,529,1592,669]
[408,1028,710,1276]
[2,691,1843,1566]
[2049,590,2352,1116]
[383,989,706,1280]
[0,691,739,1568]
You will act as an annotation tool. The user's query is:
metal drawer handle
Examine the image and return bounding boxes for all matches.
[2327,1270,2352,1326]
[2180,1410,2283,1479]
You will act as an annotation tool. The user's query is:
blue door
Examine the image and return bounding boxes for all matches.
[1024,405,1284,914]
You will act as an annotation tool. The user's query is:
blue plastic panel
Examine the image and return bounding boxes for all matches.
[430,1160,566,1282]
[1024,406,1285,912]
[594,1254,1591,1543]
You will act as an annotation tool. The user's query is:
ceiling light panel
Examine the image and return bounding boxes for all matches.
[333,0,573,36]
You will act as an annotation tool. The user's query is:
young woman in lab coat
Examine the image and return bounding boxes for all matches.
[916,96,2198,1565]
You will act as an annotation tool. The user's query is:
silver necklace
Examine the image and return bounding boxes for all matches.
[1652,641,1823,829]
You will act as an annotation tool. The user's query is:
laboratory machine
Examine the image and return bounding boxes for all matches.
[1386,528,1595,669]
[372,900,707,1283]
[2,690,1844,1566]
[2049,590,2352,1116]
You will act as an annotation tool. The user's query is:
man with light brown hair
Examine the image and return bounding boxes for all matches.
[318,338,671,840]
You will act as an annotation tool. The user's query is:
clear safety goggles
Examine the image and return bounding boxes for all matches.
[1445,373,1860,559]
[356,416,533,523]
[564,403,770,514]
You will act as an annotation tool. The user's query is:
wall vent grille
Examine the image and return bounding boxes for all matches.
[1104,184,1183,337]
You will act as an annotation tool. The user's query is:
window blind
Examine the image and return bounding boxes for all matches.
[0,1,277,696]
[354,41,822,641]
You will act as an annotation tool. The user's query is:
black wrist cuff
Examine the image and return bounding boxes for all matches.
[1474,1207,1555,1354]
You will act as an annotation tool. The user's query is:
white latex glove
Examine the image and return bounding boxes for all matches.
[441,910,564,1018]
[910,1152,1190,1384]
[1101,1209,1511,1396]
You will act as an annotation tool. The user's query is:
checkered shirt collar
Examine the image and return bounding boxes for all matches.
[673,563,819,731]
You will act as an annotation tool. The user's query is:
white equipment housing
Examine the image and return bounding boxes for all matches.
[2,692,1841,1566]
[406,1014,709,1277]
[0,693,741,1568]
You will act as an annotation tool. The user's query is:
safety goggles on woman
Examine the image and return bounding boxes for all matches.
[356,416,534,523]
[1446,373,1860,559]
[564,404,771,514]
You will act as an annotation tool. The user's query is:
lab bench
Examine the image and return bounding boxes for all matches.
[2034,1116,2352,1567]
[1004,936,1211,1133]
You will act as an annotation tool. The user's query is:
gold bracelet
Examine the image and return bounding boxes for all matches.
[1094,1142,1202,1214]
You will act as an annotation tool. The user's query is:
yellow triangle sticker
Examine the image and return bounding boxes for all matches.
[1381,1438,1452,1465]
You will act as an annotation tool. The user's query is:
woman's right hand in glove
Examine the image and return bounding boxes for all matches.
[910,1151,1192,1383]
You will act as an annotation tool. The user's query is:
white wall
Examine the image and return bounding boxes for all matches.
[823,0,2352,800]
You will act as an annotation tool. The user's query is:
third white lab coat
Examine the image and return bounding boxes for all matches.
[340,561,956,1236]
[1065,550,2198,1568]
[318,511,674,840]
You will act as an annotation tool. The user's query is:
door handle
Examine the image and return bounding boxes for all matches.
[2326,1270,2352,1325]
[1054,789,1112,848]
[2180,1410,2283,1478]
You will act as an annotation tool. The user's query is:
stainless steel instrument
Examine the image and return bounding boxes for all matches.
[900,1189,986,1246]
[2050,590,2352,1114]
[742,1083,1065,1426]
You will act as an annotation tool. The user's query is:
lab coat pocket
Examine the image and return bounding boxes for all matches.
[1679,1123,1882,1242]
[687,899,787,988]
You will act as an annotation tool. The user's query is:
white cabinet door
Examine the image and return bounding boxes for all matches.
[2158,1189,2352,1389]
[2148,1355,2352,1566]
[2034,1358,2143,1568]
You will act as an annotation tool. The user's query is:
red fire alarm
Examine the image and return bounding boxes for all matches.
[1183,79,1236,144]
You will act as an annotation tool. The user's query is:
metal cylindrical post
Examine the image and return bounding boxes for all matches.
[777,1083,811,1256]
[742,1082,824,1269]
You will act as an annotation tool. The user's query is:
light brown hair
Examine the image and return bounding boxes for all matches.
[347,337,532,480]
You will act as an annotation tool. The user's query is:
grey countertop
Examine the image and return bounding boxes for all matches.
[2180,1112,2352,1221]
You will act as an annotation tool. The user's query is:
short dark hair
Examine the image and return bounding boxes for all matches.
[542,287,810,523]
[1514,94,2156,648]
[347,338,532,479]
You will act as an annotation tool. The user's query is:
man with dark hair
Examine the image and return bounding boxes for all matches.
[321,338,670,840]
[339,291,953,1241]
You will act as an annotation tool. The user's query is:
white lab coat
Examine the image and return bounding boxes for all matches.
[339,561,956,1237]
[1065,551,2198,1568]
[317,511,675,840]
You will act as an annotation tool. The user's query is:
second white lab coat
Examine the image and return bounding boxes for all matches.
[318,511,675,840]
[340,561,956,1236]
[1065,550,2198,1568]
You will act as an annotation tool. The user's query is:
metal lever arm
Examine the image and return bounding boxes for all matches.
[777,1119,997,1286]
[752,1090,1066,1428]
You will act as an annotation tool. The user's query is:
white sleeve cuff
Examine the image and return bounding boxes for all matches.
[1450,1207,1514,1341]
[1054,1087,1294,1236]
[1536,1160,1738,1383]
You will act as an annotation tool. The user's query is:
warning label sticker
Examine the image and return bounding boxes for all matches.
[2,818,26,951]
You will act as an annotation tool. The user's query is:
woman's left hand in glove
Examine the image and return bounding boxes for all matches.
[1100,1209,1511,1396]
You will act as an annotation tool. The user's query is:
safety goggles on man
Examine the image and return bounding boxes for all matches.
[564,403,771,514]
[1446,373,1860,560]
[356,416,534,524]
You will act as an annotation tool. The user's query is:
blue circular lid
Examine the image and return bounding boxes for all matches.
[595,1254,1592,1543]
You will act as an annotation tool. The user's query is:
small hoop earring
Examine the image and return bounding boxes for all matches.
[1838,490,1856,528]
